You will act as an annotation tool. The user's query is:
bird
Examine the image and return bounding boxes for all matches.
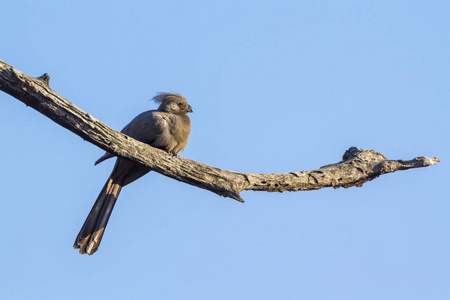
[73,92,193,255]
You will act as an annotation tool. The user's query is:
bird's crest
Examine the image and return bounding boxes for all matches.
[152,92,184,103]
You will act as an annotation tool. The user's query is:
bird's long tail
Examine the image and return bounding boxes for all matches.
[73,177,122,255]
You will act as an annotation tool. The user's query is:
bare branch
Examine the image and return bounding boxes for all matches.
[0,59,440,202]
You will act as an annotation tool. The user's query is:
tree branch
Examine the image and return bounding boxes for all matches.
[0,59,440,202]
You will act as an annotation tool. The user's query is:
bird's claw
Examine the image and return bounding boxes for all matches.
[167,151,178,157]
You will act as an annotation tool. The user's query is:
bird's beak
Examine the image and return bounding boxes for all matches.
[187,104,193,113]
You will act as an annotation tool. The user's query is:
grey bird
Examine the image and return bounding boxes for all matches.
[73,92,193,255]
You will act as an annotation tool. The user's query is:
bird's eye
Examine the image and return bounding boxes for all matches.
[178,102,183,106]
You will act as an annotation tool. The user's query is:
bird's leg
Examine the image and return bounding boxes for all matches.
[165,150,177,157]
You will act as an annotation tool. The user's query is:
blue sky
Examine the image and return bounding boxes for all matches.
[1,1,448,299]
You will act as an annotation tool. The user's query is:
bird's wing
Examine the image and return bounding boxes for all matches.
[95,110,168,165]
[120,110,168,144]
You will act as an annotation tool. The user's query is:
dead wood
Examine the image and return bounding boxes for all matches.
[0,60,440,202]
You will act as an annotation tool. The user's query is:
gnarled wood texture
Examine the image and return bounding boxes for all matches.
[0,59,440,202]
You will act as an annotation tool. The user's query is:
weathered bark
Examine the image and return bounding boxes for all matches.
[0,59,440,202]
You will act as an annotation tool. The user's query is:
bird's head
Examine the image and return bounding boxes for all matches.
[153,92,193,115]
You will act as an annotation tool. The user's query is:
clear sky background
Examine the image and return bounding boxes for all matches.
[0,1,448,299]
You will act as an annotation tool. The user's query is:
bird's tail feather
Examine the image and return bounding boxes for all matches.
[73,177,122,255]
